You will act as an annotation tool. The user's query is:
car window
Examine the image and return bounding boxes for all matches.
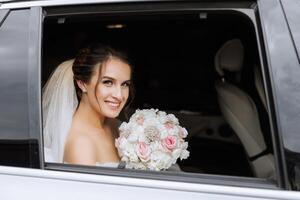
[40,2,280,188]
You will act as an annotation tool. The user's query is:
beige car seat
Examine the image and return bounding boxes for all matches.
[215,39,275,178]
[254,65,268,111]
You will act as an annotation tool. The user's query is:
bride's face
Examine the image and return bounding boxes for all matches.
[85,58,131,118]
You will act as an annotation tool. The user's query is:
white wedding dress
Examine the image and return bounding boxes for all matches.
[96,162,120,168]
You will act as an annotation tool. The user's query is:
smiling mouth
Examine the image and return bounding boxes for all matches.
[105,101,121,110]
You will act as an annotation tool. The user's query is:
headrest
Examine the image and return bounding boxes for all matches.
[215,39,244,76]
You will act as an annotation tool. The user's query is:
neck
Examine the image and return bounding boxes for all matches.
[75,96,106,128]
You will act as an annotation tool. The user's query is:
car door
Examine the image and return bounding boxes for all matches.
[1,0,300,199]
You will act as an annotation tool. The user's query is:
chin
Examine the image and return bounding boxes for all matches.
[103,109,121,118]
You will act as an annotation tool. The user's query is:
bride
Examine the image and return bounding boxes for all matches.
[43,44,134,166]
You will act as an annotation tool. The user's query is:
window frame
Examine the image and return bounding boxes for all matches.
[256,0,300,190]
[35,0,285,190]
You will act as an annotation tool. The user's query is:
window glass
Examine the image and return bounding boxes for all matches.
[0,9,36,167]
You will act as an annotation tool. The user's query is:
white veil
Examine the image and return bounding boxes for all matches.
[43,59,78,163]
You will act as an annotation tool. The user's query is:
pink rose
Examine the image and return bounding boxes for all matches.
[120,130,130,138]
[136,115,145,125]
[164,121,174,130]
[136,142,151,162]
[161,135,177,152]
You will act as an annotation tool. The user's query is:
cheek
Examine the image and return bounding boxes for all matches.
[95,86,109,100]
[122,88,130,101]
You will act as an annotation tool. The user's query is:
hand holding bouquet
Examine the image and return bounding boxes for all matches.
[115,109,189,171]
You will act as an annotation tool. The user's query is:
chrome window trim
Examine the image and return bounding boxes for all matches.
[28,6,43,168]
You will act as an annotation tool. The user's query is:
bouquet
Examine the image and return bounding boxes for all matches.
[115,109,190,171]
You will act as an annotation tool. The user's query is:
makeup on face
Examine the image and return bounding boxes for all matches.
[91,58,132,118]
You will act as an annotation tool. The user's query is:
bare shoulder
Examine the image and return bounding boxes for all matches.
[63,130,97,165]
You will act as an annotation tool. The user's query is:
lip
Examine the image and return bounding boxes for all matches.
[105,100,121,111]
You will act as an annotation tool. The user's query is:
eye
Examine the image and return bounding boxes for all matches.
[121,81,131,88]
[102,79,113,86]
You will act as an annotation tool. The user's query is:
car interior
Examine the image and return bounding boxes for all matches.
[42,10,275,179]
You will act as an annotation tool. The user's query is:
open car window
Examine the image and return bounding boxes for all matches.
[41,2,279,189]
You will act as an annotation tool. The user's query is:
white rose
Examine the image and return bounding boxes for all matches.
[148,161,159,171]
[158,115,168,124]
[123,144,139,162]
[167,114,179,125]
[127,162,147,170]
[127,131,139,142]
[178,127,188,138]
[118,122,127,131]
[158,110,166,115]
[150,151,172,170]
[144,117,158,126]
[181,142,188,150]
[117,137,128,149]
[129,110,140,121]
[180,150,190,160]
[141,109,157,119]
[159,129,168,139]
[149,141,161,151]
[167,125,179,136]
[172,148,181,160]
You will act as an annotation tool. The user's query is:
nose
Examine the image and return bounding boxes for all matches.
[112,85,122,100]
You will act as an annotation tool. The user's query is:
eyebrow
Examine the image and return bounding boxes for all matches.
[101,76,131,83]
[101,76,114,80]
